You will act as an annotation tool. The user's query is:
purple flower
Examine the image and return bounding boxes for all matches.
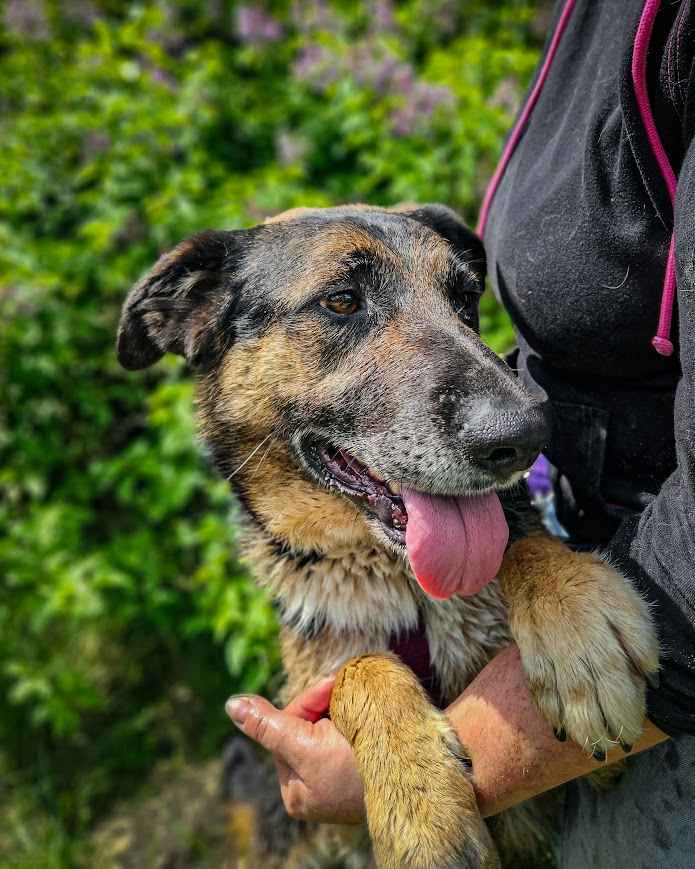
[276,131,308,166]
[346,42,412,97]
[390,63,414,96]
[149,66,178,91]
[390,103,417,137]
[490,78,521,114]
[390,81,454,136]
[235,5,283,45]
[292,43,338,89]
[414,81,454,113]
[291,0,340,34]
[433,0,458,36]
[83,131,110,158]
[3,0,50,40]
[63,0,100,27]
[369,0,396,34]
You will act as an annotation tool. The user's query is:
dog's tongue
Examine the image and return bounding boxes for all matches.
[402,489,509,599]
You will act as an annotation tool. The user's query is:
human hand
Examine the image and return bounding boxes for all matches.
[225,675,366,824]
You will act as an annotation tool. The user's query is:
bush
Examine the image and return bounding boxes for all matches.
[0,0,542,863]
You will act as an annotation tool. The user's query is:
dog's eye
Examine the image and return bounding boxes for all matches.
[320,291,361,316]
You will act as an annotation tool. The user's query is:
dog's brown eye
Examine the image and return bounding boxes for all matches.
[320,291,361,316]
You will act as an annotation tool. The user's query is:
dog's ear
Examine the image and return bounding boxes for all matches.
[117,229,249,371]
[392,203,486,285]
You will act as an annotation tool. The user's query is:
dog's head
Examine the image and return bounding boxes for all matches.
[118,205,547,597]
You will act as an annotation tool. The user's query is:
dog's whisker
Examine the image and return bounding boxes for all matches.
[227,433,273,480]
[251,437,275,478]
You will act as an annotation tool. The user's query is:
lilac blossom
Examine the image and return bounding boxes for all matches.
[292,43,339,89]
[3,0,50,40]
[149,66,178,91]
[433,0,458,37]
[291,0,341,35]
[83,131,111,158]
[390,81,454,136]
[347,42,412,96]
[490,78,520,114]
[235,5,283,45]
[369,0,396,34]
[63,0,100,27]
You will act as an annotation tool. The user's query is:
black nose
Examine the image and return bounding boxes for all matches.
[468,403,549,478]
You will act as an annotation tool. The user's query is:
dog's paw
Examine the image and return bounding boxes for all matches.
[331,654,500,869]
[501,538,660,759]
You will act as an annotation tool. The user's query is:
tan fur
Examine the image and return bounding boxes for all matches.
[331,654,499,869]
[247,450,369,553]
[213,216,656,863]
[274,224,402,306]
[265,203,410,224]
[227,802,256,864]
[499,536,659,754]
[121,204,660,867]
[239,529,510,705]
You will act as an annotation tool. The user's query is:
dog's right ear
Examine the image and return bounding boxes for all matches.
[394,203,487,286]
[117,229,249,371]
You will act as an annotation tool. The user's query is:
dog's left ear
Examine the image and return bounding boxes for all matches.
[117,229,250,371]
[392,203,486,285]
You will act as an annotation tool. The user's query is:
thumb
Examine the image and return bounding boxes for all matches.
[225,694,314,765]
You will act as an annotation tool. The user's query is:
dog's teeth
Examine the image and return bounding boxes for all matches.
[388,480,401,495]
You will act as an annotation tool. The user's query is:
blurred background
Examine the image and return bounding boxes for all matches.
[0,1,548,865]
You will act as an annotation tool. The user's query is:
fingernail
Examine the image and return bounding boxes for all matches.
[226,695,253,727]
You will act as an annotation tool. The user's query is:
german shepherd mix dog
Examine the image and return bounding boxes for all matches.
[117,204,659,868]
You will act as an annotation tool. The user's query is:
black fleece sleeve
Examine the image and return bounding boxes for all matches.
[604,135,695,736]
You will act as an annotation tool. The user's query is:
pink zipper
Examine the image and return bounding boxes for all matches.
[631,0,677,356]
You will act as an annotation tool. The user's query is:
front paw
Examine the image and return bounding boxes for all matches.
[331,654,500,869]
[501,538,660,759]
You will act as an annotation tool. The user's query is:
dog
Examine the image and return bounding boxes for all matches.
[117,203,659,868]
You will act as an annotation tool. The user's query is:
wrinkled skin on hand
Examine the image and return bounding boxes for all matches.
[226,675,366,825]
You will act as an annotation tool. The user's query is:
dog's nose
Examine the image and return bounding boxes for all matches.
[467,402,549,478]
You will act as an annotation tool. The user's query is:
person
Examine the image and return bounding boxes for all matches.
[225,1,695,865]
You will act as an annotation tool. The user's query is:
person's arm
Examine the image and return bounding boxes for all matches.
[227,643,666,824]
[446,644,666,818]
[597,135,695,739]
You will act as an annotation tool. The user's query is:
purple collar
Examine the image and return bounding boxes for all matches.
[388,618,446,709]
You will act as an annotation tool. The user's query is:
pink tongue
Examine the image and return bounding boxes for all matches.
[402,489,509,599]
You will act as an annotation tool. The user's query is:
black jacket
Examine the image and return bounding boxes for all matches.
[484,0,695,735]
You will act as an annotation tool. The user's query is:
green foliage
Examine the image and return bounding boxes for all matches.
[0,0,539,863]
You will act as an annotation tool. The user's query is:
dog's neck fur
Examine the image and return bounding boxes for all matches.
[237,507,511,703]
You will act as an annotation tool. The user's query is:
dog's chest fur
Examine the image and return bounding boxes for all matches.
[242,525,511,704]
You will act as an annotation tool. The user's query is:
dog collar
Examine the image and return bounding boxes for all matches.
[389,617,446,709]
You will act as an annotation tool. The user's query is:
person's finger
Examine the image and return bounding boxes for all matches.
[225,694,315,766]
[284,674,336,722]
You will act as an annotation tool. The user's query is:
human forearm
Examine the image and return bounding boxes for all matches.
[447,644,667,818]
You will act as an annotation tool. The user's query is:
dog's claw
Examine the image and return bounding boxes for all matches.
[506,543,660,763]
[592,748,606,762]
